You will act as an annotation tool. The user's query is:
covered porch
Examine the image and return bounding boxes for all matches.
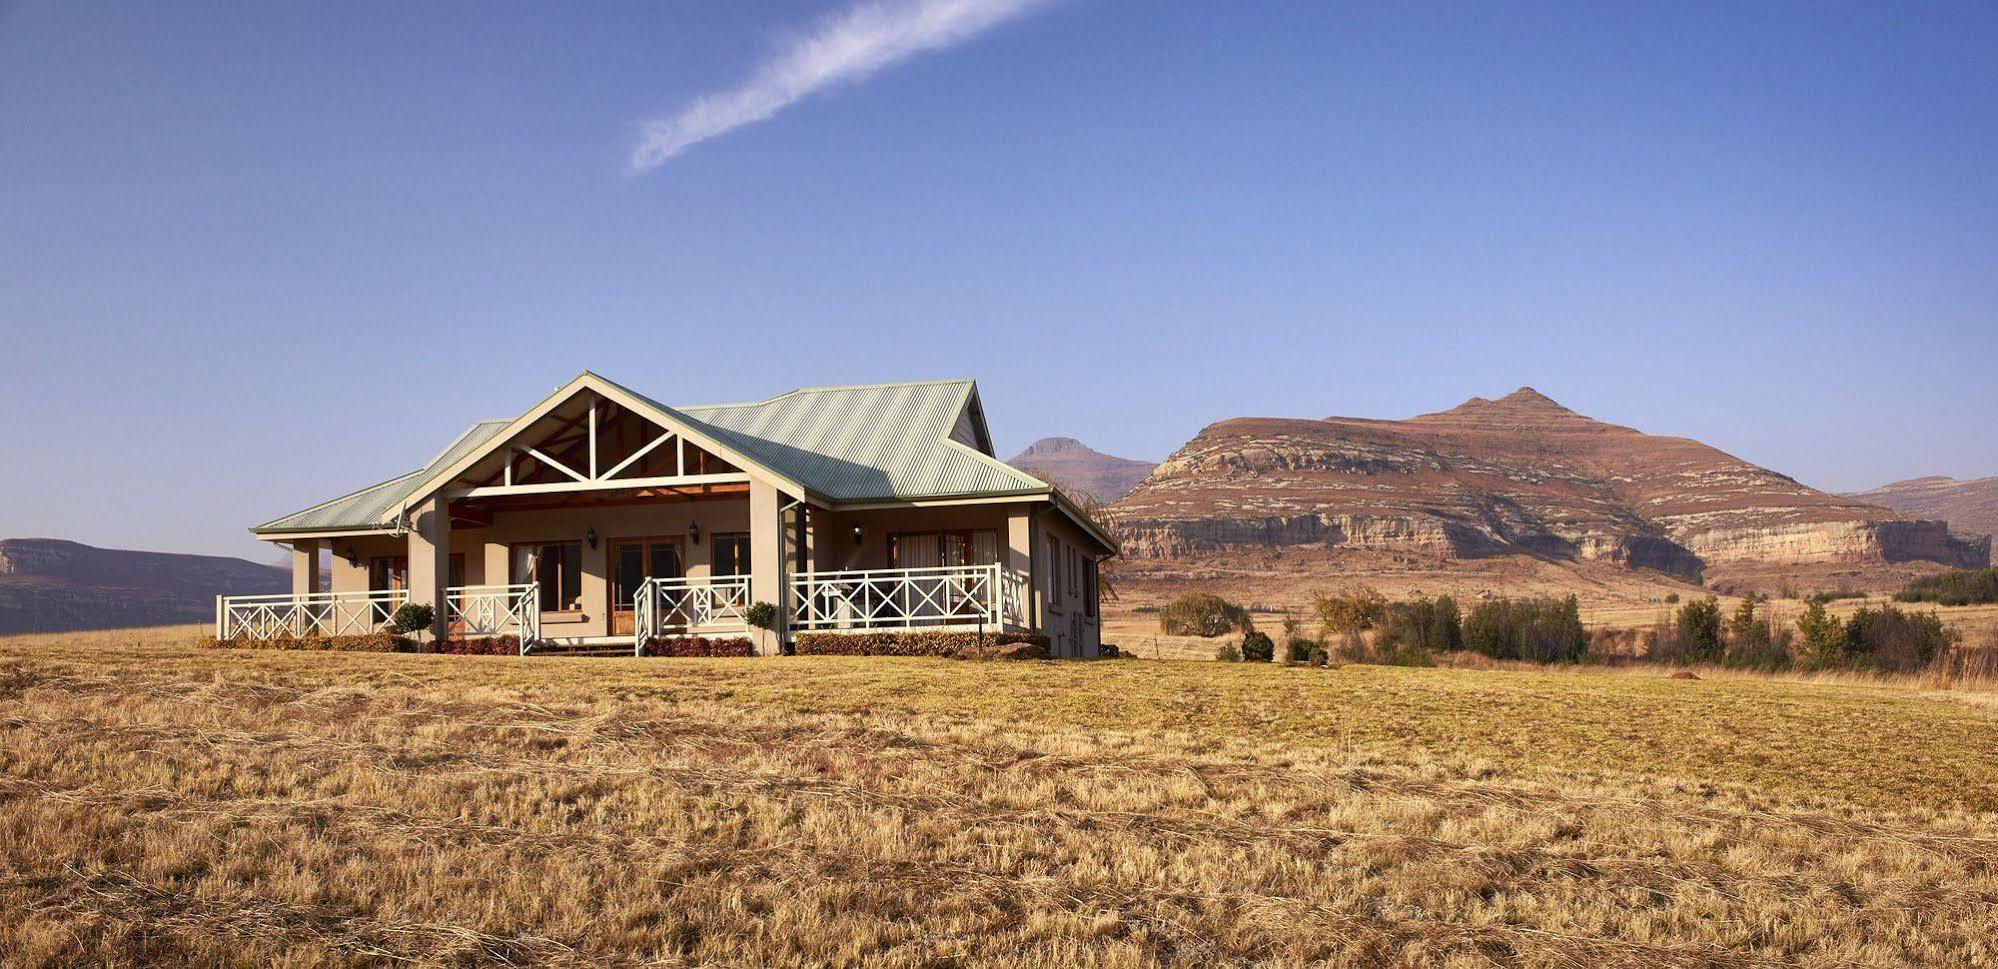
[229,373,1107,657]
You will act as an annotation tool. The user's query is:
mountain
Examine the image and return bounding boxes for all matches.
[1848,476,1998,543]
[0,538,289,635]
[1110,388,1989,580]
[1007,437,1158,503]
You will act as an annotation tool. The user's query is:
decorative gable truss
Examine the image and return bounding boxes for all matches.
[401,379,765,528]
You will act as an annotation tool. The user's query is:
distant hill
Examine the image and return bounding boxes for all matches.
[1111,388,1990,579]
[0,538,288,635]
[1007,437,1158,503]
[1848,476,1998,542]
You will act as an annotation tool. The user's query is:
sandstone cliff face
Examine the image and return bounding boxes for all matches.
[1111,389,1988,577]
[0,538,288,634]
[1848,476,1998,544]
[1006,437,1158,503]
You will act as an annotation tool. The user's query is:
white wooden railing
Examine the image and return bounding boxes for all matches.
[790,564,1003,632]
[216,589,408,641]
[631,574,752,653]
[445,583,541,654]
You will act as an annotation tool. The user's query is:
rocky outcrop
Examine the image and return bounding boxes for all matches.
[0,538,288,634]
[1111,388,1989,578]
[1007,437,1158,503]
[1848,476,1998,545]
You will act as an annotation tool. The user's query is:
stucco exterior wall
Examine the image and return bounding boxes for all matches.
[1037,512,1104,658]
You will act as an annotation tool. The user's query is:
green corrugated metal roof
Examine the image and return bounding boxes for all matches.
[659,379,1048,503]
[254,378,1053,534]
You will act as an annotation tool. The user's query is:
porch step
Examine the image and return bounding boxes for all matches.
[525,643,633,658]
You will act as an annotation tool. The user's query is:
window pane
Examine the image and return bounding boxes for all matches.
[614,544,643,609]
[972,531,999,566]
[942,533,967,568]
[560,543,582,611]
[901,534,939,570]
[651,543,681,580]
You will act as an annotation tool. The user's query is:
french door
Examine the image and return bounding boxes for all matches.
[611,537,684,637]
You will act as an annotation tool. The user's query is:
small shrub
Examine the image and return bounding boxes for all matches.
[389,603,435,635]
[641,635,757,658]
[433,636,519,655]
[793,630,1051,658]
[1845,605,1960,673]
[1098,643,1124,659]
[1664,593,1681,604]
[1159,593,1251,637]
[1239,630,1275,663]
[1214,641,1242,662]
[744,601,777,630]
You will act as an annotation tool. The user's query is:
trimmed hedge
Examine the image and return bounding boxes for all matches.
[641,635,757,658]
[793,630,1051,659]
[434,637,520,656]
[211,632,416,653]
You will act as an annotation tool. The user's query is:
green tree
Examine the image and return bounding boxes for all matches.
[1792,600,1846,669]
[1159,593,1250,637]
[1312,586,1387,639]
[1674,596,1724,663]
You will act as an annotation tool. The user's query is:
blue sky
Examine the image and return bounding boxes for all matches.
[2,1,1994,560]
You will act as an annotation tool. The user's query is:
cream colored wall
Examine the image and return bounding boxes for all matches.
[1037,512,1104,658]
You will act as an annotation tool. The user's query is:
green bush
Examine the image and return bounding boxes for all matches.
[745,601,777,630]
[1213,641,1242,662]
[641,635,757,657]
[792,630,1050,658]
[1463,596,1585,663]
[1845,605,1960,673]
[1673,596,1724,663]
[1896,568,1998,607]
[389,603,435,635]
[1159,593,1251,637]
[1377,596,1462,654]
[1722,599,1791,670]
[1792,599,1848,669]
[433,636,518,655]
[1239,630,1275,663]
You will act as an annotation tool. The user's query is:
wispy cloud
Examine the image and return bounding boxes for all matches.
[629,0,1057,172]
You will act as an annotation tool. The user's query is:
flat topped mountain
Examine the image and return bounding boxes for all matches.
[1007,437,1158,503]
[1849,476,1998,541]
[1111,389,1988,577]
[0,538,288,634]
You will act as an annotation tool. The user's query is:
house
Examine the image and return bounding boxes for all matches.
[219,373,1117,657]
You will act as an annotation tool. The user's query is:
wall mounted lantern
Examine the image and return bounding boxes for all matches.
[586,527,598,550]
[689,520,702,545]
[852,525,864,545]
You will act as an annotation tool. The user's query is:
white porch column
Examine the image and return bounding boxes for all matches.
[748,478,787,655]
[290,539,322,596]
[406,495,451,640]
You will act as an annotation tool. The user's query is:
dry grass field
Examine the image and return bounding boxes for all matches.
[4,626,1998,967]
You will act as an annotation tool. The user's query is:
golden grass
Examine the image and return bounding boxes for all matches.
[3,625,1997,966]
